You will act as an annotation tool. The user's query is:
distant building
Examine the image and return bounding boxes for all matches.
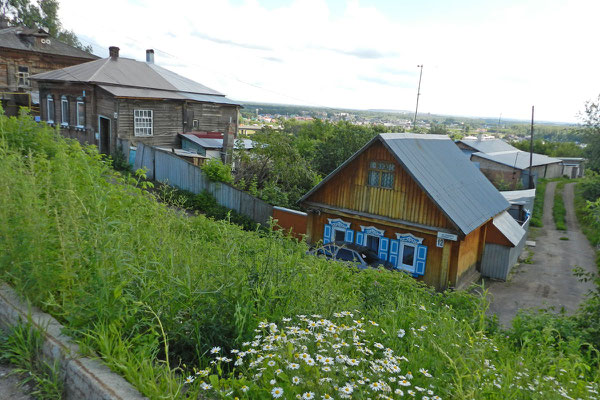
[0,23,97,116]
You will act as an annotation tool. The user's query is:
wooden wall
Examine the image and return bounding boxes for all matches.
[454,224,486,286]
[184,102,238,134]
[308,211,450,290]
[117,98,183,148]
[306,140,453,230]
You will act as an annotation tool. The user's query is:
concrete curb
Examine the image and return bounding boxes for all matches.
[0,284,147,400]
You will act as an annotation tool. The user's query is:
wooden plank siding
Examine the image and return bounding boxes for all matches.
[184,102,238,134]
[306,141,454,230]
[117,98,183,148]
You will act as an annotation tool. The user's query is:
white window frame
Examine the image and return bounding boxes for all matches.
[46,95,54,123]
[76,100,85,128]
[399,242,417,273]
[192,119,199,129]
[17,66,30,87]
[134,109,153,137]
[61,96,69,126]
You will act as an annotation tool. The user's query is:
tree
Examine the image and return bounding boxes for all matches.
[0,0,92,53]
[582,95,600,172]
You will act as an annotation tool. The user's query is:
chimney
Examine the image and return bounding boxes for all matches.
[146,49,154,64]
[109,46,120,59]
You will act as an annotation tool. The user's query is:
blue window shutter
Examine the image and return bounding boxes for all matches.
[378,237,390,261]
[388,239,400,267]
[415,244,428,276]
[323,224,332,244]
[345,229,354,243]
[355,231,364,246]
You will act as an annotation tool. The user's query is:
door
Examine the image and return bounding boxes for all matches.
[99,116,111,155]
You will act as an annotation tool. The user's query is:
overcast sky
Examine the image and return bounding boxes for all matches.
[59,0,599,123]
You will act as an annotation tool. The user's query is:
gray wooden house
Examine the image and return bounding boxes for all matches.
[31,47,240,157]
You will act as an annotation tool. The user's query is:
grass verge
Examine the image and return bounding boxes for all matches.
[553,181,568,231]
[530,179,547,227]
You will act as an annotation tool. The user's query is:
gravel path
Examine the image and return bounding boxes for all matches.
[0,364,33,400]
[486,182,597,327]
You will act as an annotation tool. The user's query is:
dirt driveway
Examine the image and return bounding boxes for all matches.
[486,182,597,327]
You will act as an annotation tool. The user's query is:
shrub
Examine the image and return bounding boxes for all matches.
[201,158,233,183]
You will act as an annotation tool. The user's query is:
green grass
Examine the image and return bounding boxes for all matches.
[0,111,599,399]
[0,318,63,399]
[530,179,547,227]
[553,181,568,231]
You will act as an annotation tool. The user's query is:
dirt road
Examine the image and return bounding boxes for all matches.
[486,182,597,327]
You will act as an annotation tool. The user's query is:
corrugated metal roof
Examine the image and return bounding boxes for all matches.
[492,210,526,247]
[180,134,254,149]
[0,26,98,60]
[472,151,561,169]
[459,139,518,153]
[501,189,536,204]
[31,56,234,99]
[300,133,509,236]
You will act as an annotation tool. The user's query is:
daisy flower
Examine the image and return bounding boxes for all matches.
[210,346,221,354]
[271,387,284,398]
[303,392,315,399]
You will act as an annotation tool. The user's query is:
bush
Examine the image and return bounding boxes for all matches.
[580,171,600,202]
[201,158,233,183]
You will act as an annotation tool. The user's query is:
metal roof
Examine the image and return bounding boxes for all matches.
[31,56,240,105]
[180,134,254,149]
[471,151,561,169]
[459,139,518,153]
[300,133,509,236]
[492,210,526,247]
[0,26,98,60]
[501,189,536,204]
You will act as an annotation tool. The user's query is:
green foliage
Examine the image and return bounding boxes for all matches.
[580,171,600,202]
[0,318,64,399]
[582,95,600,172]
[1,110,600,398]
[0,0,93,53]
[531,179,547,227]
[201,158,233,183]
[511,138,585,158]
[428,122,449,135]
[553,181,567,231]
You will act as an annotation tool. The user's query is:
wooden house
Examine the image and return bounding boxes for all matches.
[0,24,97,116]
[457,138,563,188]
[31,47,240,158]
[299,133,510,290]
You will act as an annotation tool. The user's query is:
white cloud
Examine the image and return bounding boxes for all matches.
[58,0,600,122]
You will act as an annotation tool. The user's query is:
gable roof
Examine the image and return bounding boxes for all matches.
[471,150,561,170]
[300,133,510,236]
[491,210,526,247]
[31,55,240,106]
[0,26,98,60]
[459,138,562,169]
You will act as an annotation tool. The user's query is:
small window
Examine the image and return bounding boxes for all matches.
[76,99,85,127]
[192,119,199,129]
[334,229,346,242]
[366,235,380,252]
[17,66,30,87]
[61,96,69,125]
[367,161,395,189]
[46,95,54,123]
[134,109,153,137]
[401,244,416,270]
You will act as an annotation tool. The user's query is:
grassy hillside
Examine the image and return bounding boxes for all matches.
[0,110,598,399]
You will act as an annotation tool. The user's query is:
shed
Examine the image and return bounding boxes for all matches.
[481,210,528,281]
[180,133,254,160]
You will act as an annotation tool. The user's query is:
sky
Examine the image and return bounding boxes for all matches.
[58,0,600,123]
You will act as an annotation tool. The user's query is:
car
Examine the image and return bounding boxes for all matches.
[307,242,394,270]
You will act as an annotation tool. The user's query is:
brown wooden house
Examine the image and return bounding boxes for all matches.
[299,133,510,290]
[31,47,240,158]
[0,24,98,116]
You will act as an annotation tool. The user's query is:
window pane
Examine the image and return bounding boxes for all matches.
[47,99,54,121]
[334,230,346,242]
[369,161,377,169]
[61,101,68,124]
[368,170,380,186]
[77,102,85,126]
[381,172,394,188]
[402,245,415,266]
[366,235,379,251]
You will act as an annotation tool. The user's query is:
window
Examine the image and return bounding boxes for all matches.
[61,96,69,125]
[334,229,346,242]
[17,66,30,87]
[76,99,85,127]
[192,119,199,129]
[134,109,153,137]
[401,244,416,270]
[366,235,380,252]
[46,95,54,123]
[367,161,395,189]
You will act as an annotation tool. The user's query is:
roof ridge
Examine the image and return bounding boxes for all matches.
[88,58,113,82]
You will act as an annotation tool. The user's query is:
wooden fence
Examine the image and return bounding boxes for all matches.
[133,143,274,225]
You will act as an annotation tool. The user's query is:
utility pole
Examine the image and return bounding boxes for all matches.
[528,106,535,189]
[413,64,423,130]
